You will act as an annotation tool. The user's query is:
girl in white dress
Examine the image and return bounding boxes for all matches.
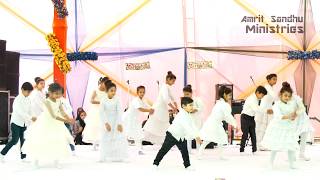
[183,84,204,152]
[255,74,277,150]
[123,86,154,155]
[290,93,313,161]
[30,77,46,118]
[261,82,300,169]
[198,86,237,160]
[99,81,128,162]
[83,77,108,150]
[23,83,75,168]
[143,71,178,144]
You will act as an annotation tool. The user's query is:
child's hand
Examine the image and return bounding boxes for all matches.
[31,117,37,122]
[105,123,111,132]
[117,124,123,133]
[290,112,297,121]
[235,127,239,133]
[195,137,202,145]
[149,108,155,115]
[68,118,75,125]
[267,109,273,114]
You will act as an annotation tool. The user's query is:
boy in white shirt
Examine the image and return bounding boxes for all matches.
[240,86,272,154]
[153,97,201,170]
[0,82,36,162]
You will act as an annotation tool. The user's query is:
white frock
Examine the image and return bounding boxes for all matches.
[23,99,74,161]
[82,89,106,143]
[200,98,236,145]
[261,100,299,151]
[123,97,150,140]
[30,89,46,117]
[99,96,128,161]
[191,97,204,130]
[290,95,314,135]
[143,84,175,144]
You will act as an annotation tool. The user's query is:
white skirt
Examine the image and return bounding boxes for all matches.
[123,115,144,140]
[100,129,128,161]
[200,119,228,145]
[83,104,102,143]
[23,115,74,161]
[261,120,299,151]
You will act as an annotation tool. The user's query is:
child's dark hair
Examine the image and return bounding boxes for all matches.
[137,85,145,92]
[21,82,33,91]
[266,74,277,80]
[181,97,193,107]
[48,83,63,93]
[103,79,113,89]
[98,76,109,85]
[280,82,293,94]
[34,77,44,85]
[106,81,116,91]
[218,86,232,99]
[255,86,268,95]
[183,84,192,93]
[166,71,176,80]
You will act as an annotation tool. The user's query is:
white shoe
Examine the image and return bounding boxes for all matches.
[289,163,298,169]
[54,160,62,169]
[240,152,246,156]
[21,158,30,163]
[93,144,98,151]
[153,164,159,171]
[72,151,76,156]
[219,156,228,161]
[299,154,310,161]
[138,150,145,155]
[185,165,196,171]
[0,154,4,163]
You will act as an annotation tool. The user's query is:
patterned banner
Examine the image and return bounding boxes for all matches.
[187,61,213,69]
[126,62,151,70]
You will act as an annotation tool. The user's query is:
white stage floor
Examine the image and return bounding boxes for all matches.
[0,143,319,180]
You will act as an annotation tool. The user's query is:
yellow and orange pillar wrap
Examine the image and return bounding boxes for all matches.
[53,0,67,91]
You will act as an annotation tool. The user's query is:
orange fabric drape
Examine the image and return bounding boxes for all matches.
[53,1,67,91]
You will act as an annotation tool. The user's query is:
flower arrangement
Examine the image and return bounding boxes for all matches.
[288,50,320,60]
[52,0,68,19]
[188,61,213,69]
[46,33,71,73]
[126,62,150,70]
[67,52,98,61]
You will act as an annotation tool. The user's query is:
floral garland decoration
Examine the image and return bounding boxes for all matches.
[67,52,98,61]
[288,50,320,60]
[126,62,150,70]
[188,61,213,69]
[46,33,71,73]
[52,0,68,19]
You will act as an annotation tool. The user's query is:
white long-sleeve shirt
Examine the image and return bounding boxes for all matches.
[167,109,199,141]
[260,84,276,110]
[10,94,33,127]
[241,94,265,117]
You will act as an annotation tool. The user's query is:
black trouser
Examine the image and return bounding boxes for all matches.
[75,133,91,145]
[1,123,27,159]
[240,114,257,152]
[153,132,190,168]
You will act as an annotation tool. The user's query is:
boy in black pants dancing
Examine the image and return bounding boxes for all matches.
[0,82,36,162]
[153,97,202,170]
[240,86,272,154]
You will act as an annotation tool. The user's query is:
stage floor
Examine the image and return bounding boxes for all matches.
[0,143,319,180]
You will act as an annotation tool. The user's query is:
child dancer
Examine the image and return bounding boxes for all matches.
[182,84,204,152]
[74,109,90,145]
[30,77,46,117]
[123,86,154,155]
[288,86,313,161]
[255,74,277,151]
[99,81,128,162]
[261,82,300,169]
[240,86,270,154]
[83,77,109,150]
[22,83,75,168]
[0,82,36,162]
[153,97,201,170]
[198,86,237,160]
[144,71,178,144]
[58,88,76,154]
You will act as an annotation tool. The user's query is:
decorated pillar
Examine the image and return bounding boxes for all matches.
[53,0,68,90]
